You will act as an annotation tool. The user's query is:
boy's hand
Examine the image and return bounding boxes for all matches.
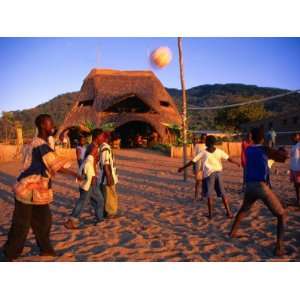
[76,175,84,182]
[91,176,97,186]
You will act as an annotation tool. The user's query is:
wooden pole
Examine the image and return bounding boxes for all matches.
[178,37,188,181]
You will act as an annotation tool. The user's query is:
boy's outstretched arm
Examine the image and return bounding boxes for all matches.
[228,157,241,168]
[178,160,194,173]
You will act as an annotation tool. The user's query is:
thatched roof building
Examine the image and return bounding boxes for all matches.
[59,69,181,146]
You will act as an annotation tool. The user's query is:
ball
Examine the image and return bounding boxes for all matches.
[150,46,172,69]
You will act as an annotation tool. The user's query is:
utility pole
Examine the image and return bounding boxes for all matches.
[178,37,188,181]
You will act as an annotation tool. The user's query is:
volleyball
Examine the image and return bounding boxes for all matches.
[150,47,172,68]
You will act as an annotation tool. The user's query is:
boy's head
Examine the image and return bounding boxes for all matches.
[205,135,216,148]
[35,114,54,137]
[200,133,207,144]
[92,128,104,145]
[78,135,85,146]
[245,131,252,142]
[291,132,300,143]
[251,127,264,144]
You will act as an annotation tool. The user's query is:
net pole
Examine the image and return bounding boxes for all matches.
[178,37,188,182]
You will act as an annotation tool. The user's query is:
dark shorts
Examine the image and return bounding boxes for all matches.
[243,182,285,216]
[203,172,226,198]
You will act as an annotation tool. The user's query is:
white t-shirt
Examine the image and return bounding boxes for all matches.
[192,148,229,178]
[290,142,300,171]
[78,155,95,191]
[99,143,118,185]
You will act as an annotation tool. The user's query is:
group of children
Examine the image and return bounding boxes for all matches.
[1,114,119,261]
[1,113,299,261]
[179,128,300,256]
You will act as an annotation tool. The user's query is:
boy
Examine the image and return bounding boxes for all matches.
[64,146,104,229]
[241,131,252,190]
[178,135,240,219]
[1,114,78,261]
[193,134,206,202]
[230,127,288,256]
[290,132,300,206]
[99,132,119,218]
[76,135,87,168]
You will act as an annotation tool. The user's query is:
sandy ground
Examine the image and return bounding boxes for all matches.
[0,148,299,262]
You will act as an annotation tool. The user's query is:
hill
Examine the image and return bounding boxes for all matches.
[1,83,300,137]
[167,84,300,130]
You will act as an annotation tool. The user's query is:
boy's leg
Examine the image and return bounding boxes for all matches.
[90,185,105,222]
[65,189,90,229]
[71,188,90,219]
[104,185,118,216]
[205,174,214,219]
[294,182,300,205]
[31,204,55,256]
[194,180,201,202]
[259,183,287,256]
[230,186,256,237]
[4,199,32,260]
[215,172,233,218]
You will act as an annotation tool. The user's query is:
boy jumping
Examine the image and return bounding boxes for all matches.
[230,127,288,256]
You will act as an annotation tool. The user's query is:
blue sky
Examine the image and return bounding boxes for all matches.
[0,37,299,112]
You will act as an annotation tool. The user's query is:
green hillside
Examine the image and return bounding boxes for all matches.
[1,84,300,138]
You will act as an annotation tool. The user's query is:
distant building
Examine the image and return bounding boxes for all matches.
[241,110,300,145]
[58,69,181,147]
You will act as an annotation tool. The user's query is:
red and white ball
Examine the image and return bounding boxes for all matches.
[150,46,172,69]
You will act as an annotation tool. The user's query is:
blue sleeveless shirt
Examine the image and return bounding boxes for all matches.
[245,145,269,182]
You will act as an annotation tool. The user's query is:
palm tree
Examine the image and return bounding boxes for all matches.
[178,37,188,181]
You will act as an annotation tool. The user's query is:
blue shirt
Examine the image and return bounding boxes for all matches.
[245,145,269,182]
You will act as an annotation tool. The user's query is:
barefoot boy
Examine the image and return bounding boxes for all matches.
[193,134,206,202]
[230,127,288,256]
[65,145,104,229]
[178,135,240,219]
[99,132,119,218]
[2,114,78,261]
[290,132,300,206]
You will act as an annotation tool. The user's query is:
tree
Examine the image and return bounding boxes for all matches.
[1,111,15,143]
[215,103,269,131]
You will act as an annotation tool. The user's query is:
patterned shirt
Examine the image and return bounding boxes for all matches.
[14,137,70,205]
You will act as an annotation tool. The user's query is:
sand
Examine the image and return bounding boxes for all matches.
[0,148,299,261]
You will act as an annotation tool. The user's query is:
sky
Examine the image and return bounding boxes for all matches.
[0,37,299,112]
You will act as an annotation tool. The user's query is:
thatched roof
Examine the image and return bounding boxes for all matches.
[59,69,181,140]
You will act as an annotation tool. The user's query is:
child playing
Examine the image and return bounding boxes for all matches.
[230,127,288,256]
[192,134,206,202]
[241,132,252,191]
[65,131,105,229]
[99,132,119,218]
[76,135,87,168]
[1,114,78,261]
[290,132,300,206]
[178,135,240,219]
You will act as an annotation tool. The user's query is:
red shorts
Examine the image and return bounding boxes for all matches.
[290,170,300,184]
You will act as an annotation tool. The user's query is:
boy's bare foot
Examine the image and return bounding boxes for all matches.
[274,247,285,257]
[40,250,57,257]
[64,219,78,230]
